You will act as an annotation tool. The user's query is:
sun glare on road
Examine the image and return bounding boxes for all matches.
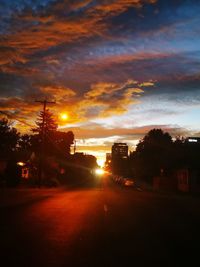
[97,158,105,168]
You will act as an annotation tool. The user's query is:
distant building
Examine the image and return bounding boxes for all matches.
[111,143,129,176]
[105,153,112,170]
[186,137,200,144]
[112,143,128,160]
[106,153,111,163]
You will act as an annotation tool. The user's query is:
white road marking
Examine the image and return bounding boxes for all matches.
[104,204,108,213]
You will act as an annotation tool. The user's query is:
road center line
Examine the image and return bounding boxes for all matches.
[104,204,108,213]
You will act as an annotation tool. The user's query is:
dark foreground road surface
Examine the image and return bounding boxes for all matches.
[1,176,200,267]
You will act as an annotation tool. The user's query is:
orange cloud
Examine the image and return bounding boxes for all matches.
[85,83,118,98]
[0,77,154,133]
[0,97,40,130]
[0,0,157,67]
[0,9,105,65]
[92,0,157,17]
[139,81,155,87]
[0,65,38,76]
[39,85,76,101]
[0,46,27,65]
[78,80,151,118]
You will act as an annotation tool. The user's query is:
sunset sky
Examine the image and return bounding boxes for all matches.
[1,0,200,165]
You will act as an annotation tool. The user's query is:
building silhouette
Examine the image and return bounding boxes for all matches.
[112,143,128,160]
[106,153,111,163]
[186,137,200,144]
[111,143,129,176]
[105,153,112,170]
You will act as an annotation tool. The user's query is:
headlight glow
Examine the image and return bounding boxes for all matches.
[95,168,105,175]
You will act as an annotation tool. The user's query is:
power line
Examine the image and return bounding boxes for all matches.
[0,110,34,128]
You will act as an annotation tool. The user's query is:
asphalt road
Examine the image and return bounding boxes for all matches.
[1,176,200,267]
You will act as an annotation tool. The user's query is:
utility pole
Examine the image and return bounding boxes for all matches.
[74,139,76,154]
[35,99,55,187]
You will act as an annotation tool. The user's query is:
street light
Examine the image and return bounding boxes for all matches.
[17,161,25,167]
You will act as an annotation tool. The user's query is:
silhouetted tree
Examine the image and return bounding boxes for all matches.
[18,134,32,152]
[53,130,74,157]
[133,129,173,182]
[136,129,172,153]
[32,109,74,157]
[32,109,58,136]
[31,109,57,155]
[0,118,19,157]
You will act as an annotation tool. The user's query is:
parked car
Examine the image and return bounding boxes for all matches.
[123,178,135,187]
[113,175,123,183]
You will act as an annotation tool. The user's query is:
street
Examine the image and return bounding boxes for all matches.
[1,176,200,267]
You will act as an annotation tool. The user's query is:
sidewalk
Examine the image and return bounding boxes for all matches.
[0,187,65,208]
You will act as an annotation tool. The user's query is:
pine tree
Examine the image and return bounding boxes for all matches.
[32,109,74,157]
[32,109,57,136]
[31,109,58,155]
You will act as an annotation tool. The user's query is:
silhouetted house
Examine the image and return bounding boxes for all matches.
[112,143,128,160]
[153,175,177,192]
[153,168,200,193]
[175,137,200,193]
[0,158,8,186]
[0,158,7,174]
[21,166,29,179]
[177,168,200,193]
